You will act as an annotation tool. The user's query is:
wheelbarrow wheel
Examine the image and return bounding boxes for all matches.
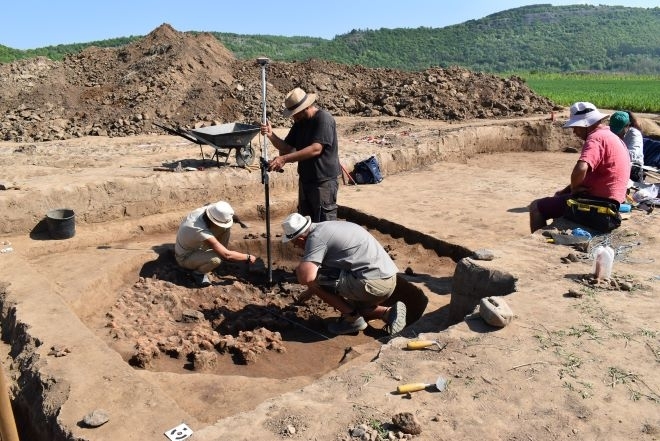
[236,145,255,167]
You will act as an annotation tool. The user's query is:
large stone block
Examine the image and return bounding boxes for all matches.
[448,258,517,324]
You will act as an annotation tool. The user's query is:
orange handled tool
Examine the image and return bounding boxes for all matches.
[406,340,446,350]
[397,382,431,393]
[397,376,447,394]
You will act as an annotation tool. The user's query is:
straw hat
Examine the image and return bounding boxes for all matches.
[563,102,609,128]
[281,213,311,243]
[205,201,234,228]
[282,87,317,117]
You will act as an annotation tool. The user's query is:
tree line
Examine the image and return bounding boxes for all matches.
[2,4,659,74]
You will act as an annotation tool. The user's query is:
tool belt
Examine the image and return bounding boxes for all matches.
[564,196,621,233]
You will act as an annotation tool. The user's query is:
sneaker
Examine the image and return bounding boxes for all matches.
[327,314,368,335]
[192,271,211,287]
[384,301,407,335]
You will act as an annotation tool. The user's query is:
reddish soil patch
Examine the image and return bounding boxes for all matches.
[95,229,455,388]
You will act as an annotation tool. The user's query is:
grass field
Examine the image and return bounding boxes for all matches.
[511,73,660,114]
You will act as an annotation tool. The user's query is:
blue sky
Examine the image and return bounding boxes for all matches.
[2,0,659,49]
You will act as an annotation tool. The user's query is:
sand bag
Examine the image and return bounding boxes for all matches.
[477,296,513,327]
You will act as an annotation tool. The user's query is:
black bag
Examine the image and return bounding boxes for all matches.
[564,196,621,233]
[353,156,383,184]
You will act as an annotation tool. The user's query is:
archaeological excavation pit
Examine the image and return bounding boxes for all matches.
[49,210,482,424]
[0,118,551,439]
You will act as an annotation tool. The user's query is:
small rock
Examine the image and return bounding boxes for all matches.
[181,309,204,323]
[392,412,422,435]
[192,350,218,371]
[48,345,71,357]
[567,253,579,262]
[83,409,109,427]
[286,425,296,435]
[619,281,633,291]
[351,426,366,437]
[472,248,495,261]
[566,289,583,298]
[404,267,415,276]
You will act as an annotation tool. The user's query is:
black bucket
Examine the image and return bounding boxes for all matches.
[46,208,76,240]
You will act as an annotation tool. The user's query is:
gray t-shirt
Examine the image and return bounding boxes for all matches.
[302,221,398,279]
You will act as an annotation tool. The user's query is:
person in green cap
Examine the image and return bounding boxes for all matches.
[610,110,645,183]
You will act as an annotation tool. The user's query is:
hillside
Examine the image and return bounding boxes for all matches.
[1,5,659,73]
[0,24,554,143]
[301,4,660,73]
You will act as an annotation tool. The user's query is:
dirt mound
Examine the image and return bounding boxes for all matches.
[0,24,555,142]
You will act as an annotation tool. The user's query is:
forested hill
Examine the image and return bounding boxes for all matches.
[1,4,659,74]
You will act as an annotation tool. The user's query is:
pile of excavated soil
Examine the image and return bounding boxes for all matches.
[0,23,556,142]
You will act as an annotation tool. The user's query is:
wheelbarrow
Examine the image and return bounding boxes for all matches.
[154,122,259,167]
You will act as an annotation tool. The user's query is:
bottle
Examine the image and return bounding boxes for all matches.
[592,245,614,279]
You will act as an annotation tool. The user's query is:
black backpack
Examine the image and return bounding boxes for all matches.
[564,196,621,233]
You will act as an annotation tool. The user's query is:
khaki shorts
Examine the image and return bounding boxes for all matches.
[317,268,397,307]
[175,227,230,273]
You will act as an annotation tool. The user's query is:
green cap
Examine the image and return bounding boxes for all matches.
[609,111,630,135]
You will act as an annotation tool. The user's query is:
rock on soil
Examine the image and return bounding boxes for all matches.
[0,23,555,142]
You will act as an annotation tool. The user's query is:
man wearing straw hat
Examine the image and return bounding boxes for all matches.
[260,87,341,222]
[175,201,257,287]
[281,212,407,336]
[528,102,630,233]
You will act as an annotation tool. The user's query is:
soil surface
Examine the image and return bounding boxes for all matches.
[0,23,556,143]
[1,23,660,441]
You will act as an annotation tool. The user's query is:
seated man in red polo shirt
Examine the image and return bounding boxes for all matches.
[529,102,631,233]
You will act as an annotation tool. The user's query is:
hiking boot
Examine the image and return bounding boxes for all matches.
[192,271,211,287]
[327,314,368,335]
[384,301,407,335]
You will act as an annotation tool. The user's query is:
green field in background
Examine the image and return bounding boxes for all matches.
[511,73,660,113]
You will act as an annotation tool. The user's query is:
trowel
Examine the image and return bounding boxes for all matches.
[397,376,447,394]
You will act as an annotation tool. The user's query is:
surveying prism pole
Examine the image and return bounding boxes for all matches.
[257,56,273,284]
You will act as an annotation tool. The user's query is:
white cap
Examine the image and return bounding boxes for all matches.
[563,102,609,128]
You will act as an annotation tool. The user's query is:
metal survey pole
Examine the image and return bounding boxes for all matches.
[257,57,273,284]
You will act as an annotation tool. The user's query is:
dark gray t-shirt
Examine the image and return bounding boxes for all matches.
[302,221,399,279]
[284,108,340,184]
